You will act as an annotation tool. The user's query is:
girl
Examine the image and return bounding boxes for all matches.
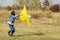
[8,11,20,36]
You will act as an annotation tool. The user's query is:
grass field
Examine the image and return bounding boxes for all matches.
[0,10,60,40]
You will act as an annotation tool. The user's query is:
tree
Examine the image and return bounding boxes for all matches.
[17,0,40,9]
[32,0,40,9]
[44,0,49,7]
[48,0,52,6]
[12,4,20,10]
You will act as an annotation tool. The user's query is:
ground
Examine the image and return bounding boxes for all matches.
[0,10,60,40]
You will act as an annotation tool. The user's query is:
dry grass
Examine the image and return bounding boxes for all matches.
[0,10,60,40]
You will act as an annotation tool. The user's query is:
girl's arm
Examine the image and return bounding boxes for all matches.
[13,15,20,20]
[16,14,20,17]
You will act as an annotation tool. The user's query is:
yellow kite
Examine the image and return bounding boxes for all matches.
[19,5,31,27]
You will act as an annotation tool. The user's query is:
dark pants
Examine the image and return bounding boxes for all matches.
[8,24,15,36]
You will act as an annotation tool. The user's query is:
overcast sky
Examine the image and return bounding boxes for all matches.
[0,0,60,7]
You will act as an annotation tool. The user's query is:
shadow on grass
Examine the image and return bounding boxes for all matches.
[13,32,45,37]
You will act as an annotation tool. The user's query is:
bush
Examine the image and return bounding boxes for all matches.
[7,6,12,10]
[31,14,40,19]
[50,4,59,12]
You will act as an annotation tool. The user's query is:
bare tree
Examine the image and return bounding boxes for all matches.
[43,0,49,7]
[48,0,53,7]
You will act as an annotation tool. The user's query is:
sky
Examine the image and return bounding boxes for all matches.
[0,0,60,7]
[0,0,18,7]
[53,0,60,4]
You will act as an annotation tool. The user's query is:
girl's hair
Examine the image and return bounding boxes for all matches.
[9,11,15,18]
[11,11,15,16]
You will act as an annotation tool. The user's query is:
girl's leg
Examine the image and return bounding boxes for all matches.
[8,24,15,36]
[8,24,12,36]
[11,25,15,36]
